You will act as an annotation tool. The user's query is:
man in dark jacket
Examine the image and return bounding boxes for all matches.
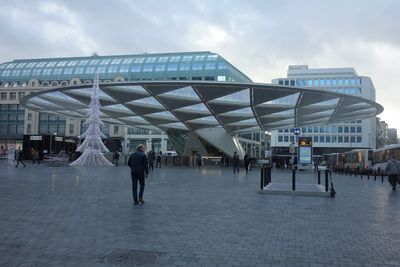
[233,152,240,173]
[385,155,400,191]
[15,147,25,167]
[128,144,149,205]
[244,153,250,174]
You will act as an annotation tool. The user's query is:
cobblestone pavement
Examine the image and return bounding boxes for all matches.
[1,160,400,267]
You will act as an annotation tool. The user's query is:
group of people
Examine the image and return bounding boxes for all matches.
[14,147,40,167]
[232,152,252,174]
[147,151,163,171]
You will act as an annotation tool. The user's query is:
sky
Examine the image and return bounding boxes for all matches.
[0,0,399,131]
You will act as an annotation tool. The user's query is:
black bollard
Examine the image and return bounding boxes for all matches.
[381,174,384,183]
[267,167,271,184]
[260,168,264,189]
[292,168,296,191]
[318,170,321,185]
[263,168,268,186]
[325,169,329,192]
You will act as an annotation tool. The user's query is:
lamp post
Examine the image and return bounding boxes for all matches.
[49,132,57,156]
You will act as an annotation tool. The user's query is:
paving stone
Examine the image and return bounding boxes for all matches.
[0,162,400,266]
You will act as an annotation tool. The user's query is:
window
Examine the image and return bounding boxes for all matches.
[57,61,68,67]
[28,113,32,121]
[192,76,202,80]
[357,136,362,143]
[100,59,111,65]
[314,126,319,133]
[319,126,325,133]
[74,68,84,74]
[113,125,119,134]
[194,55,205,61]
[85,67,96,74]
[284,136,288,142]
[205,63,216,70]
[357,126,362,133]
[53,68,63,75]
[326,136,331,143]
[27,124,31,134]
[11,70,21,76]
[217,75,226,81]
[344,136,349,143]
[145,57,157,63]
[67,61,78,66]
[167,64,178,71]
[8,125,16,133]
[179,64,190,71]
[131,65,141,72]
[155,64,165,72]
[217,63,227,69]
[97,66,107,73]
[32,69,41,76]
[89,59,100,65]
[69,124,74,134]
[205,76,215,81]
[338,136,343,143]
[16,63,27,68]
[182,56,192,62]
[207,55,218,60]
[313,136,318,143]
[64,68,73,75]
[320,136,325,143]
[158,57,168,63]
[307,127,312,133]
[169,56,180,62]
[289,136,294,142]
[42,69,52,75]
[119,65,129,73]
[9,92,16,100]
[18,92,25,99]
[21,70,31,76]
[142,65,153,72]
[0,114,7,121]
[332,136,337,143]
[122,58,134,64]
[344,126,349,133]
[134,58,145,63]
[1,93,7,100]
[192,63,203,70]
[107,66,118,73]
[78,60,89,66]
[350,126,355,133]
[111,58,122,65]
[350,136,355,143]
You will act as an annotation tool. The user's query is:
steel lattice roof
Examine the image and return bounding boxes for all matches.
[20,81,383,133]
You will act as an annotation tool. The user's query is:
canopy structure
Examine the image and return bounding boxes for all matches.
[21,81,383,156]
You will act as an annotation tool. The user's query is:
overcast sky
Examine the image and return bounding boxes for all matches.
[1,0,399,131]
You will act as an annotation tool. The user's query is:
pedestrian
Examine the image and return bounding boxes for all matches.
[244,153,250,174]
[233,152,240,173]
[156,151,162,168]
[147,151,154,171]
[128,144,149,205]
[385,155,400,191]
[15,147,25,167]
[33,149,40,165]
[113,151,120,166]
[197,153,202,167]
[164,153,168,166]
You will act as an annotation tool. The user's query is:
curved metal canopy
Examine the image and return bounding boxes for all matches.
[21,81,383,133]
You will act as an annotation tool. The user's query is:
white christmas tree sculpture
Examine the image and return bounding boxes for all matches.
[70,73,114,167]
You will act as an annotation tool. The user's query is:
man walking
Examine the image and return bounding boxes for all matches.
[15,147,25,167]
[233,152,240,173]
[128,144,149,205]
[385,155,400,191]
[244,153,250,174]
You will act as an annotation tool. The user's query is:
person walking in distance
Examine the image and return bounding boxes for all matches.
[156,151,162,168]
[233,152,240,173]
[385,155,400,191]
[15,147,26,167]
[128,144,149,205]
[113,151,120,167]
[244,153,250,174]
[147,150,154,171]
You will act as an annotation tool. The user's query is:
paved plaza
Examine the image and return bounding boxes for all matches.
[1,160,400,267]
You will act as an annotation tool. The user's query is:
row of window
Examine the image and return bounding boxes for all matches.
[278,135,362,143]
[0,104,25,111]
[39,114,66,122]
[0,124,24,134]
[0,62,228,77]
[38,124,65,135]
[0,92,25,101]
[0,55,219,70]
[0,114,24,121]
[279,78,362,87]
[278,124,362,134]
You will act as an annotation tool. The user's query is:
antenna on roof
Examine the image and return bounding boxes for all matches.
[91,52,99,57]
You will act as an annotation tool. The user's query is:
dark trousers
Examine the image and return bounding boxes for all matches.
[156,160,161,168]
[389,174,398,190]
[15,159,25,167]
[233,164,239,173]
[244,162,250,174]
[149,162,154,171]
[131,172,145,202]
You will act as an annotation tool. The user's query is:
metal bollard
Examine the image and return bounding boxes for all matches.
[381,174,384,183]
[260,168,264,189]
[318,170,321,185]
[374,173,376,181]
[292,168,296,191]
[263,167,267,187]
[267,167,271,184]
[325,169,329,192]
